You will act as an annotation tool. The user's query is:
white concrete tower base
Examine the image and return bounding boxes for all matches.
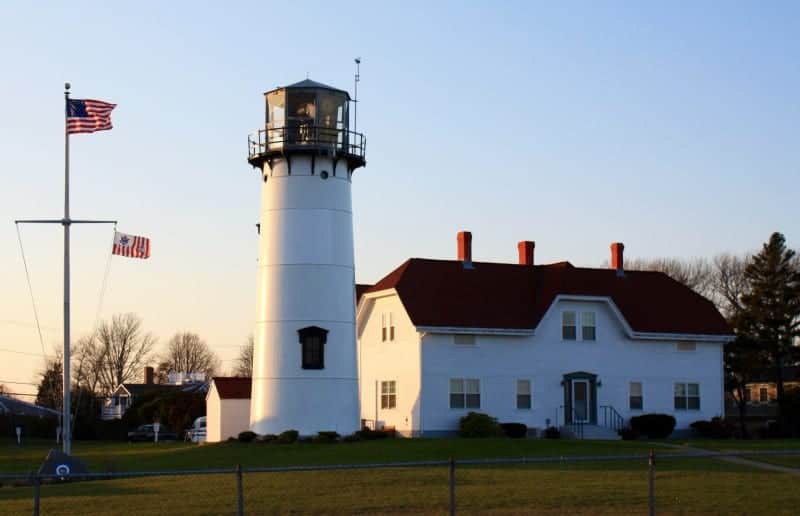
[250,155,360,436]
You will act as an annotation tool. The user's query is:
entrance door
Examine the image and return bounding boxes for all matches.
[572,380,590,423]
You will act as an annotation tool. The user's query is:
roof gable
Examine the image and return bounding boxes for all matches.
[212,377,252,399]
[366,258,731,336]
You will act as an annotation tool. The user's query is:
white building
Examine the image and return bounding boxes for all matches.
[357,232,733,438]
[206,377,252,443]
[246,79,366,436]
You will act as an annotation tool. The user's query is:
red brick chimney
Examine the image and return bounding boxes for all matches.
[610,242,625,274]
[457,231,472,264]
[144,366,155,385]
[518,241,535,266]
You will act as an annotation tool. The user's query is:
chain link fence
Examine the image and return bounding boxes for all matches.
[2,449,800,515]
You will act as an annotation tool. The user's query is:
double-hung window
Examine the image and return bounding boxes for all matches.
[516,380,532,409]
[562,311,577,340]
[581,312,596,340]
[450,378,480,409]
[629,381,643,410]
[674,382,700,410]
[381,381,397,409]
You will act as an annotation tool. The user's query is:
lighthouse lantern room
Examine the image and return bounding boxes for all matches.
[247,79,366,436]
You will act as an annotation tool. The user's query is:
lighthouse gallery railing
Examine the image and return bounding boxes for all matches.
[248,125,366,162]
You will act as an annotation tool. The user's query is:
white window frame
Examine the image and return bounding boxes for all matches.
[450,378,480,409]
[674,382,700,410]
[516,379,532,410]
[381,313,387,342]
[581,311,596,341]
[629,381,643,411]
[381,380,397,409]
[562,311,577,340]
[389,312,395,341]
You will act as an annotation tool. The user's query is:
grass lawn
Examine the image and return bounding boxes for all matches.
[2,438,800,514]
[0,437,676,474]
[673,438,800,451]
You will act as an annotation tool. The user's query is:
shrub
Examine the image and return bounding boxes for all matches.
[342,433,362,443]
[690,417,734,439]
[500,423,528,439]
[459,412,502,438]
[238,431,257,443]
[356,428,389,440]
[629,414,676,439]
[277,429,299,443]
[618,427,639,440]
[543,426,560,439]
[256,434,277,444]
[313,431,340,443]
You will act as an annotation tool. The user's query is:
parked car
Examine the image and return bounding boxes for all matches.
[185,416,207,443]
[127,424,178,442]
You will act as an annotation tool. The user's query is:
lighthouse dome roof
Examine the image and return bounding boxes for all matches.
[266,78,351,99]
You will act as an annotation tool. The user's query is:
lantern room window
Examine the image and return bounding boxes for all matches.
[298,326,328,370]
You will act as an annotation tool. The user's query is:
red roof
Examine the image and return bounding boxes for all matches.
[212,377,252,399]
[356,283,372,305]
[366,259,731,336]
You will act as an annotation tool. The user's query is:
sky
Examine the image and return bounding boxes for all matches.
[1,1,798,398]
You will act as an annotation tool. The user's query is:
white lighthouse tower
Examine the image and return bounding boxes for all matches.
[247,79,366,435]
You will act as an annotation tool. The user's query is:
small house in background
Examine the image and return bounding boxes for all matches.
[102,366,208,420]
[0,395,60,419]
[206,377,251,442]
[726,366,800,426]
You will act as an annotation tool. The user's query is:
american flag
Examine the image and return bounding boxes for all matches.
[66,98,116,134]
[112,231,151,259]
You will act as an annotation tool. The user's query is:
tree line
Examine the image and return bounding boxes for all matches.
[35,313,255,410]
[628,232,800,436]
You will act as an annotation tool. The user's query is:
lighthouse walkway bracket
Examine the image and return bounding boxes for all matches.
[247,125,366,172]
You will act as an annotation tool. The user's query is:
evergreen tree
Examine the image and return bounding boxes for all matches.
[35,360,63,410]
[736,232,800,426]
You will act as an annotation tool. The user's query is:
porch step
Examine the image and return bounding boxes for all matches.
[562,424,621,440]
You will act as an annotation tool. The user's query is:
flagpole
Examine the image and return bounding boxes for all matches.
[63,82,72,456]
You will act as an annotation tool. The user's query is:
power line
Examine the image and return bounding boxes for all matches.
[0,347,55,358]
[0,379,39,386]
[0,319,59,332]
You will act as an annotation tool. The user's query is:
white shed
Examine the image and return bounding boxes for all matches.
[206,377,252,443]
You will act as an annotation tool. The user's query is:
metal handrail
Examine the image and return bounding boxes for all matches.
[599,405,625,432]
[558,405,586,439]
[248,125,366,161]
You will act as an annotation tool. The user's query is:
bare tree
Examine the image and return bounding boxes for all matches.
[95,313,156,392]
[73,334,106,394]
[232,334,254,377]
[160,332,220,380]
[710,253,751,319]
[625,257,714,298]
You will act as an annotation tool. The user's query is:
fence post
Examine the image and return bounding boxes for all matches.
[449,456,456,516]
[32,476,40,516]
[648,449,655,516]
[236,464,244,516]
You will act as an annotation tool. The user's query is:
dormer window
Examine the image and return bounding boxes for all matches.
[381,313,395,342]
[562,311,577,340]
[298,326,328,369]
